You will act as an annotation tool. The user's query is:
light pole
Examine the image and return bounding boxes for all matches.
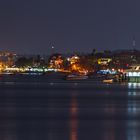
[51,46,54,55]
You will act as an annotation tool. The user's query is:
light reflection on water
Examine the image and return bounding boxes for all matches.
[127,100,136,140]
[0,84,140,140]
[70,94,78,140]
[128,83,140,89]
[127,88,140,140]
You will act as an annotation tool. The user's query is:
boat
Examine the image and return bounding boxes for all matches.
[103,79,113,83]
[66,74,88,80]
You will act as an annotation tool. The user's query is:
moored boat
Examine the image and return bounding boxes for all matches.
[66,74,88,80]
[103,79,113,83]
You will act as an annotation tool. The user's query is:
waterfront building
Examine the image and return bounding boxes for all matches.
[124,64,140,82]
[97,58,112,65]
[0,51,17,69]
[48,53,64,69]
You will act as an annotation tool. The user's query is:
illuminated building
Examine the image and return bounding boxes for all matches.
[0,51,17,68]
[0,62,5,72]
[67,55,80,72]
[125,64,140,82]
[67,55,88,73]
[49,54,64,69]
[68,55,80,65]
[98,58,112,65]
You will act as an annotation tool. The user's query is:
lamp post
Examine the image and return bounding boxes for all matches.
[51,46,54,55]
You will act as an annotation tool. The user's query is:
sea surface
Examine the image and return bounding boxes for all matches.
[0,74,140,140]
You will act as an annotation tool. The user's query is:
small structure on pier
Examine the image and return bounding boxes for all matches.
[124,64,140,82]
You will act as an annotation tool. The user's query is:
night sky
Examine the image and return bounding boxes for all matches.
[0,0,139,54]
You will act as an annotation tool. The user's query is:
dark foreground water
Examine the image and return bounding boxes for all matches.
[0,76,140,140]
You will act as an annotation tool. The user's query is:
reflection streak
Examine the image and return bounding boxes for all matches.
[70,96,78,140]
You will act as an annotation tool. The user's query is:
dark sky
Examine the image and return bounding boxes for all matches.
[0,0,139,54]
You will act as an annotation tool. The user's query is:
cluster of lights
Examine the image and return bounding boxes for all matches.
[98,58,112,65]
[128,83,140,89]
[127,72,140,77]
[97,69,117,75]
[4,67,58,73]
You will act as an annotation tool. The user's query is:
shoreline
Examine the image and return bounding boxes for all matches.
[0,81,139,90]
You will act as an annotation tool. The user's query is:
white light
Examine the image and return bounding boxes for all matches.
[133,72,137,76]
[128,72,140,77]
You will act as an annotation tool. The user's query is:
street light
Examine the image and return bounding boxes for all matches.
[51,46,54,55]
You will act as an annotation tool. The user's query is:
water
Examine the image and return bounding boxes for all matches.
[0,75,140,140]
